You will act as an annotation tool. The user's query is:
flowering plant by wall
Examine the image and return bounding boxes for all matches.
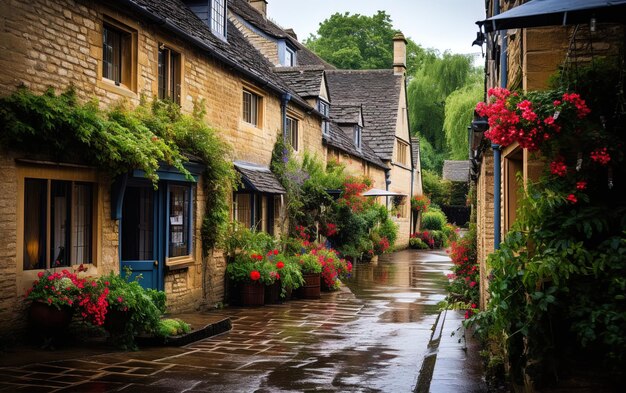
[410,195,430,213]
[25,270,83,310]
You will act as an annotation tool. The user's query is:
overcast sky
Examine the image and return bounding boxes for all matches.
[265,0,486,58]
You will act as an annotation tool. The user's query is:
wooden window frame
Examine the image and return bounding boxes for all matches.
[396,139,409,167]
[99,17,138,96]
[318,100,330,135]
[16,163,101,294]
[242,88,262,127]
[286,116,299,151]
[158,43,182,104]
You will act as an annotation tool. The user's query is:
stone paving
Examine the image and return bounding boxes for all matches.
[0,249,486,392]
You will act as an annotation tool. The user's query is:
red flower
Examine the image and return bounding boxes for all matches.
[469,281,477,288]
[590,147,611,165]
[550,159,568,177]
[276,261,285,269]
[567,194,578,204]
[250,270,261,281]
[576,181,587,190]
[471,303,477,309]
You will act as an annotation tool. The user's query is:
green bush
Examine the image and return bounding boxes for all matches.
[442,223,459,243]
[156,318,191,337]
[421,210,447,231]
[430,230,447,248]
[409,238,429,249]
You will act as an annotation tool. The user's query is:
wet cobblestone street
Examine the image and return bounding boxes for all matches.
[0,249,485,392]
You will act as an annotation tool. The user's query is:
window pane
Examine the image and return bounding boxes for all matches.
[170,52,180,104]
[169,186,189,258]
[103,25,122,83]
[243,91,251,123]
[235,194,251,227]
[72,183,92,265]
[285,49,293,66]
[122,187,153,260]
[50,181,71,268]
[211,0,226,37]
[24,179,47,270]
[158,47,168,100]
[287,117,298,151]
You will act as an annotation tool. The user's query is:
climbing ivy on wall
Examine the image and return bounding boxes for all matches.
[0,86,236,252]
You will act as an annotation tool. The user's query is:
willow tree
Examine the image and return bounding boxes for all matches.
[444,80,483,160]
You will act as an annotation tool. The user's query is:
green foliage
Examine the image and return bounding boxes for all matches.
[278,258,305,297]
[156,318,191,338]
[416,136,445,173]
[99,270,166,349]
[429,230,447,248]
[444,82,483,160]
[409,237,429,249]
[224,224,277,259]
[296,253,322,274]
[422,169,451,206]
[421,210,447,231]
[408,53,478,152]
[0,88,235,252]
[304,11,425,75]
[377,217,399,247]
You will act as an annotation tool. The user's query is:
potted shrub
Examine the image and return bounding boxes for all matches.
[98,271,166,348]
[276,256,305,299]
[314,247,352,291]
[226,252,277,306]
[295,252,322,299]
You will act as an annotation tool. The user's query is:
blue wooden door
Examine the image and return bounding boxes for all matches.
[120,185,164,290]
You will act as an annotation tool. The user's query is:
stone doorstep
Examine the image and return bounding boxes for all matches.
[136,313,232,347]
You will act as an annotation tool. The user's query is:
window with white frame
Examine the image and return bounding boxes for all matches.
[210,0,227,38]
[23,179,94,270]
[284,47,295,66]
[243,89,261,126]
[287,116,298,151]
[318,100,330,135]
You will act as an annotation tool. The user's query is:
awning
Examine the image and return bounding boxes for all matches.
[234,161,286,194]
[362,188,407,197]
[478,0,626,32]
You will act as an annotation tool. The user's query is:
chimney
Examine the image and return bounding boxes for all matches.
[393,32,407,75]
[248,0,267,18]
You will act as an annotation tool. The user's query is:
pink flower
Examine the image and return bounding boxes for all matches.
[469,281,477,288]
[567,194,578,204]
[576,181,587,190]
[590,148,611,165]
[550,159,568,177]
[117,297,124,303]
[37,272,44,278]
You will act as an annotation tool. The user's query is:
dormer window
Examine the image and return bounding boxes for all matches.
[318,100,330,135]
[210,0,227,38]
[354,125,362,151]
[284,47,295,66]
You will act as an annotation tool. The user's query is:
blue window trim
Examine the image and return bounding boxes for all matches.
[165,182,194,258]
[278,40,297,66]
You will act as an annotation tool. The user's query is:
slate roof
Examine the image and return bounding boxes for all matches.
[330,104,362,125]
[323,123,386,169]
[325,69,403,161]
[442,160,470,182]
[228,0,335,69]
[273,67,325,98]
[234,161,286,194]
[122,0,310,110]
[411,137,420,168]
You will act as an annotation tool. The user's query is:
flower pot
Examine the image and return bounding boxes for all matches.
[241,282,265,306]
[28,301,74,348]
[29,301,74,330]
[264,281,281,304]
[299,273,321,299]
[103,308,132,336]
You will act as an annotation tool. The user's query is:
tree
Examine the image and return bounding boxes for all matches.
[304,11,425,74]
[444,79,483,160]
[407,52,475,153]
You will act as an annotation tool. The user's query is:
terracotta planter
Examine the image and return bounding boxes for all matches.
[241,282,265,306]
[264,281,281,304]
[299,273,321,299]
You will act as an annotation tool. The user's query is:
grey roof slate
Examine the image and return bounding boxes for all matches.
[330,104,362,125]
[411,137,420,168]
[234,161,286,194]
[442,160,470,182]
[323,123,386,169]
[325,69,402,161]
[273,67,325,98]
[123,0,310,110]
[228,0,335,69]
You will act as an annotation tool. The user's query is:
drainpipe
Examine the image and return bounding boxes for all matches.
[385,169,391,209]
[493,0,506,250]
[281,93,291,142]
